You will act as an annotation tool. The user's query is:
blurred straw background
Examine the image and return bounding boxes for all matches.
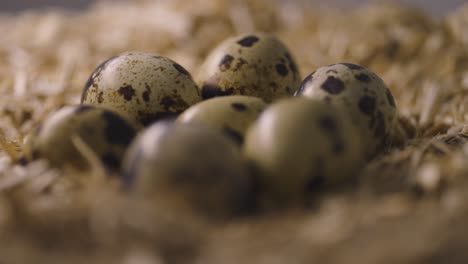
[0,0,467,263]
[1,0,466,15]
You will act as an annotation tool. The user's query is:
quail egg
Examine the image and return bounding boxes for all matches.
[81,51,201,126]
[243,98,364,205]
[295,63,397,158]
[176,95,267,145]
[25,105,137,171]
[197,33,301,102]
[122,122,253,217]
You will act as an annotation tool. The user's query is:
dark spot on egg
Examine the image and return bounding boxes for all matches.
[223,127,244,145]
[173,63,192,78]
[102,111,136,146]
[97,92,104,103]
[160,96,176,111]
[201,83,235,99]
[386,89,396,107]
[321,76,345,94]
[141,83,151,103]
[101,153,121,170]
[340,63,364,70]
[74,105,94,114]
[318,116,337,134]
[231,102,248,112]
[219,54,235,71]
[355,73,371,82]
[275,64,289,77]
[358,95,376,115]
[237,35,259,47]
[118,85,136,101]
[160,94,189,111]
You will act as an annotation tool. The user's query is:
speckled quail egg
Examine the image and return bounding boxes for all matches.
[244,98,364,205]
[176,95,267,145]
[81,51,201,126]
[122,122,253,217]
[24,105,137,171]
[197,33,301,102]
[295,63,397,158]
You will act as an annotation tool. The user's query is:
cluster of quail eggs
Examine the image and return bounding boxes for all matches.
[24,32,399,215]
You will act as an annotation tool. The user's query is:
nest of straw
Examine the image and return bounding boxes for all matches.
[0,0,468,263]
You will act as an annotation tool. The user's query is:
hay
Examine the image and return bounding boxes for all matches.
[0,0,468,263]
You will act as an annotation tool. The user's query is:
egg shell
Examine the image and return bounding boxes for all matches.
[122,122,254,217]
[243,98,364,205]
[197,33,301,102]
[25,105,137,171]
[295,63,397,158]
[81,51,201,126]
[176,95,267,145]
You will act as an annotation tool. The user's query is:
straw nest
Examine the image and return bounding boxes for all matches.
[0,1,468,263]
